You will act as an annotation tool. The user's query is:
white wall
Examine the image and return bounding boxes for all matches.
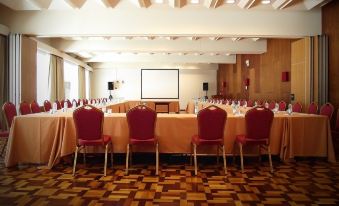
[92,63,217,110]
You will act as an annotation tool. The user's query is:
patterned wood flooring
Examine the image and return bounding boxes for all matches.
[0,152,338,206]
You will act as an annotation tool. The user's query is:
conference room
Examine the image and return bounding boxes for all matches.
[0,0,338,205]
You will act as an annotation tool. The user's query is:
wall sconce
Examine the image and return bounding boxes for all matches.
[245,59,250,67]
[244,78,250,90]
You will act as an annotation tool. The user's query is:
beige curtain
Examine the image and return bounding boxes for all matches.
[48,55,64,101]
[78,66,85,99]
[0,35,8,128]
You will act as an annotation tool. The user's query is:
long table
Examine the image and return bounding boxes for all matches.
[5,103,335,169]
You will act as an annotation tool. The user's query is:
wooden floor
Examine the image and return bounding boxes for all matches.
[0,152,338,206]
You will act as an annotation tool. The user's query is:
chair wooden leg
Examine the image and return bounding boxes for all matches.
[73,146,79,176]
[110,142,113,168]
[156,142,159,175]
[239,143,244,173]
[222,145,227,175]
[267,145,273,173]
[129,145,132,167]
[193,144,198,176]
[125,144,129,175]
[0,139,7,157]
[83,146,86,165]
[190,143,193,166]
[258,145,262,163]
[217,145,220,165]
[104,144,108,176]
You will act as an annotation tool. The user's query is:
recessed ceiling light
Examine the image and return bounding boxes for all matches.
[190,0,199,4]
[261,0,270,4]
[155,0,164,3]
[225,0,235,3]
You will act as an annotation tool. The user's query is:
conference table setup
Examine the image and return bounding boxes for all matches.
[4,100,335,170]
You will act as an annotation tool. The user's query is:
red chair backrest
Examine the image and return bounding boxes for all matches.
[268,101,276,110]
[308,102,318,114]
[127,105,157,140]
[292,102,302,113]
[2,102,17,128]
[19,101,31,115]
[247,100,254,107]
[31,101,41,113]
[55,100,62,110]
[256,100,263,106]
[278,101,286,111]
[197,105,227,140]
[90,99,96,104]
[320,103,334,120]
[245,107,274,141]
[73,105,104,142]
[44,100,52,112]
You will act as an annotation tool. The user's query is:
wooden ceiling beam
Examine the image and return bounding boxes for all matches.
[204,0,224,8]
[64,0,87,9]
[303,0,330,10]
[100,0,120,8]
[237,0,256,9]
[272,0,292,10]
[168,0,187,8]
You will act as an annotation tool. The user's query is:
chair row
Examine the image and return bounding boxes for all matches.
[18,98,110,115]
[72,104,275,177]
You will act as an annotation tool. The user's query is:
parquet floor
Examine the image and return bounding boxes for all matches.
[0,152,339,206]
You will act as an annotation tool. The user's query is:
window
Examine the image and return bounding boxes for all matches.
[36,49,50,105]
[85,70,90,99]
[64,60,78,100]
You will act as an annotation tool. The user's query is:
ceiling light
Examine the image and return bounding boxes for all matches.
[261,0,270,4]
[190,0,199,4]
[155,0,164,3]
[225,0,235,3]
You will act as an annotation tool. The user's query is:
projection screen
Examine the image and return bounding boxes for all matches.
[141,69,179,99]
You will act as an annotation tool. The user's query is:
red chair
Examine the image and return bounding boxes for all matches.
[55,100,62,110]
[268,101,276,110]
[126,105,158,175]
[0,118,9,156]
[292,102,302,113]
[31,101,41,113]
[191,105,227,175]
[278,101,286,111]
[72,105,113,176]
[72,99,78,107]
[308,102,318,114]
[332,109,339,158]
[83,99,89,105]
[2,102,17,156]
[19,101,31,115]
[235,107,274,173]
[320,103,334,120]
[247,100,254,107]
[44,100,52,112]
[90,99,96,104]
[61,99,72,108]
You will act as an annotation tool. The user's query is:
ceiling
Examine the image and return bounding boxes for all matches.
[0,0,331,66]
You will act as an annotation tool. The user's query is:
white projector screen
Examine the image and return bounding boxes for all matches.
[141,69,179,99]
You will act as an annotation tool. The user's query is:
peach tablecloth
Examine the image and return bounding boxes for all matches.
[5,107,335,169]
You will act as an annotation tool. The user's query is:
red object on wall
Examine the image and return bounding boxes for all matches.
[244,78,250,86]
[282,72,289,82]
[222,81,226,87]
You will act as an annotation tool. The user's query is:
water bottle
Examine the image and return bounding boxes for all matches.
[80,100,83,107]
[264,102,269,109]
[52,102,57,113]
[194,100,198,114]
[287,104,292,115]
[274,103,279,113]
[63,101,68,112]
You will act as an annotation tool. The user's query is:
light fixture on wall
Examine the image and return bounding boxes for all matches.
[245,59,250,67]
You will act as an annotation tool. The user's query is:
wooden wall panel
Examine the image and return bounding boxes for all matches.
[217,39,291,103]
[323,0,339,110]
[21,36,37,103]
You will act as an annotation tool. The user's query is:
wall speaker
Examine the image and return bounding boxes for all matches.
[282,72,289,82]
[108,82,114,90]
[203,82,208,91]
